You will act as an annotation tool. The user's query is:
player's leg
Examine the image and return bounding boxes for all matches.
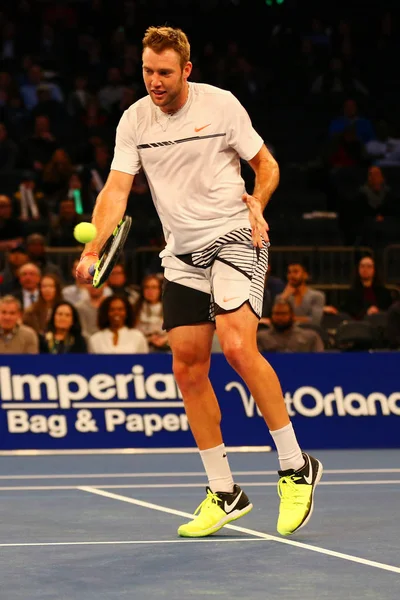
[168,321,221,451]
[216,303,322,536]
[212,240,323,536]
[162,269,252,537]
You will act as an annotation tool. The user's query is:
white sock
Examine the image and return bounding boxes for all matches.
[199,443,235,493]
[269,422,305,472]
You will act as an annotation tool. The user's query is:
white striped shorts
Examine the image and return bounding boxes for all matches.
[161,228,269,330]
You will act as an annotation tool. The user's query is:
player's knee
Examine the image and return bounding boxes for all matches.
[173,356,209,392]
[221,335,248,372]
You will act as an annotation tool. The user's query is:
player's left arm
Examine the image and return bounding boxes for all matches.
[243,145,279,248]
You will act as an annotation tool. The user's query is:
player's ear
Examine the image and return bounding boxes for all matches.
[183,61,192,80]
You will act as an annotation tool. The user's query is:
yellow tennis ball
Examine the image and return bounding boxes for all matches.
[74,222,97,244]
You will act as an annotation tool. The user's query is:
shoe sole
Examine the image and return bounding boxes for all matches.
[178,503,253,538]
[284,459,324,536]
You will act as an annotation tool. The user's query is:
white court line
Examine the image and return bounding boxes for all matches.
[0,538,265,548]
[79,486,400,575]
[0,480,400,491]
[1,468,400,480]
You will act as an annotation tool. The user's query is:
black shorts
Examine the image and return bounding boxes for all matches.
[162,228,269,331]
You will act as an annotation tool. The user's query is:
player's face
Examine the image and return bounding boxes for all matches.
[142,47,192,114]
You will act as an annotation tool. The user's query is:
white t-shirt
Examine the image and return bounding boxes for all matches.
[88,327,149,354]
[110,82,264,255]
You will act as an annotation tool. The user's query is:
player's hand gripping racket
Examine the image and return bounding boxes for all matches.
[88,216,132,288]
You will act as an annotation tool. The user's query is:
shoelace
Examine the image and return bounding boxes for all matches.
[194,490,221,515]
[277,475,308,507]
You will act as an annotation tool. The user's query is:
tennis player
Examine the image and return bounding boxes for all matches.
[77,26,323,537]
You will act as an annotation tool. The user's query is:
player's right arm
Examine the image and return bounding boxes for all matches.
[76,170,134,282]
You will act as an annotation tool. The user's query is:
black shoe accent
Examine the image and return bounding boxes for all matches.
[207,484,251,515]
[278,453,322,486]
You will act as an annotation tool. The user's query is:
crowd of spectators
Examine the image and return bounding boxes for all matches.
[1,248,399,354]
[0,1,400,354]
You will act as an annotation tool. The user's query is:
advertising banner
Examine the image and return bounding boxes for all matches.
[0,353,399,451]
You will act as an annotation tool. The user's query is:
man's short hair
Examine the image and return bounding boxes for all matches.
[26,233,46,246]
[18,262,41,277]
[0,295,22,311]
[287,261,307,271]
[272,298,294,314]
[142,26,190,69]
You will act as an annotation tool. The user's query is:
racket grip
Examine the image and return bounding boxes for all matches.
[88,264,95,276]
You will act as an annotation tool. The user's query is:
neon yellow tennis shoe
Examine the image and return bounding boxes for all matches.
[178,485,253,538]
[277,453,323,536]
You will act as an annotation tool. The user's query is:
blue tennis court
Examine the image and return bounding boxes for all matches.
[0,449,399,600]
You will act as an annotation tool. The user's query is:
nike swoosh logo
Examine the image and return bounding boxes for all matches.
[223,296,240,303]
[194,123,211,133]
[303,459,313,485]
[224,490,243,513]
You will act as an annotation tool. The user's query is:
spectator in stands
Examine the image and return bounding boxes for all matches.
[88,144,110,195]
[0,245,29,294]
[76,284,111,338]
[23,273,62,334]
[0,122,18,171]
[30,84,66,131]
[327,124,368,169]
[134,274,168,352]
[329,99,374,144]
[81,98,109,143]
[3,93,29,139]
[13,175,49,234]
[107,263,139,305]
[311,58,369,99]
[12,262,41,310]
[0,295,38,354]
[42,149,74,196]
[67,75,91,119]
[342,255,393,319]
[48,199,82,247]
[89,295,148,354]
[98,67,124,113]
[278,262,325,325]
[22,115,58,172]
[26,233,63,279]
[0,194,26,251]
[19,64,63,111]
[50,172,92,215]
[355,166,398,220]
[257,299,324,353]
[40,301,87,354]
[366,121,400,167]
[339,166,398,245]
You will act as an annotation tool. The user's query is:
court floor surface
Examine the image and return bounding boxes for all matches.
[0,449,399,599]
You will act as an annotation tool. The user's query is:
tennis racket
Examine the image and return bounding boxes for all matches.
[89,216,132,288]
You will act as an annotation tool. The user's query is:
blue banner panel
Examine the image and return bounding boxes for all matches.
[0,353,399,450]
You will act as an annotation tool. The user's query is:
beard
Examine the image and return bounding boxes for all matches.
[272,321,294,332]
